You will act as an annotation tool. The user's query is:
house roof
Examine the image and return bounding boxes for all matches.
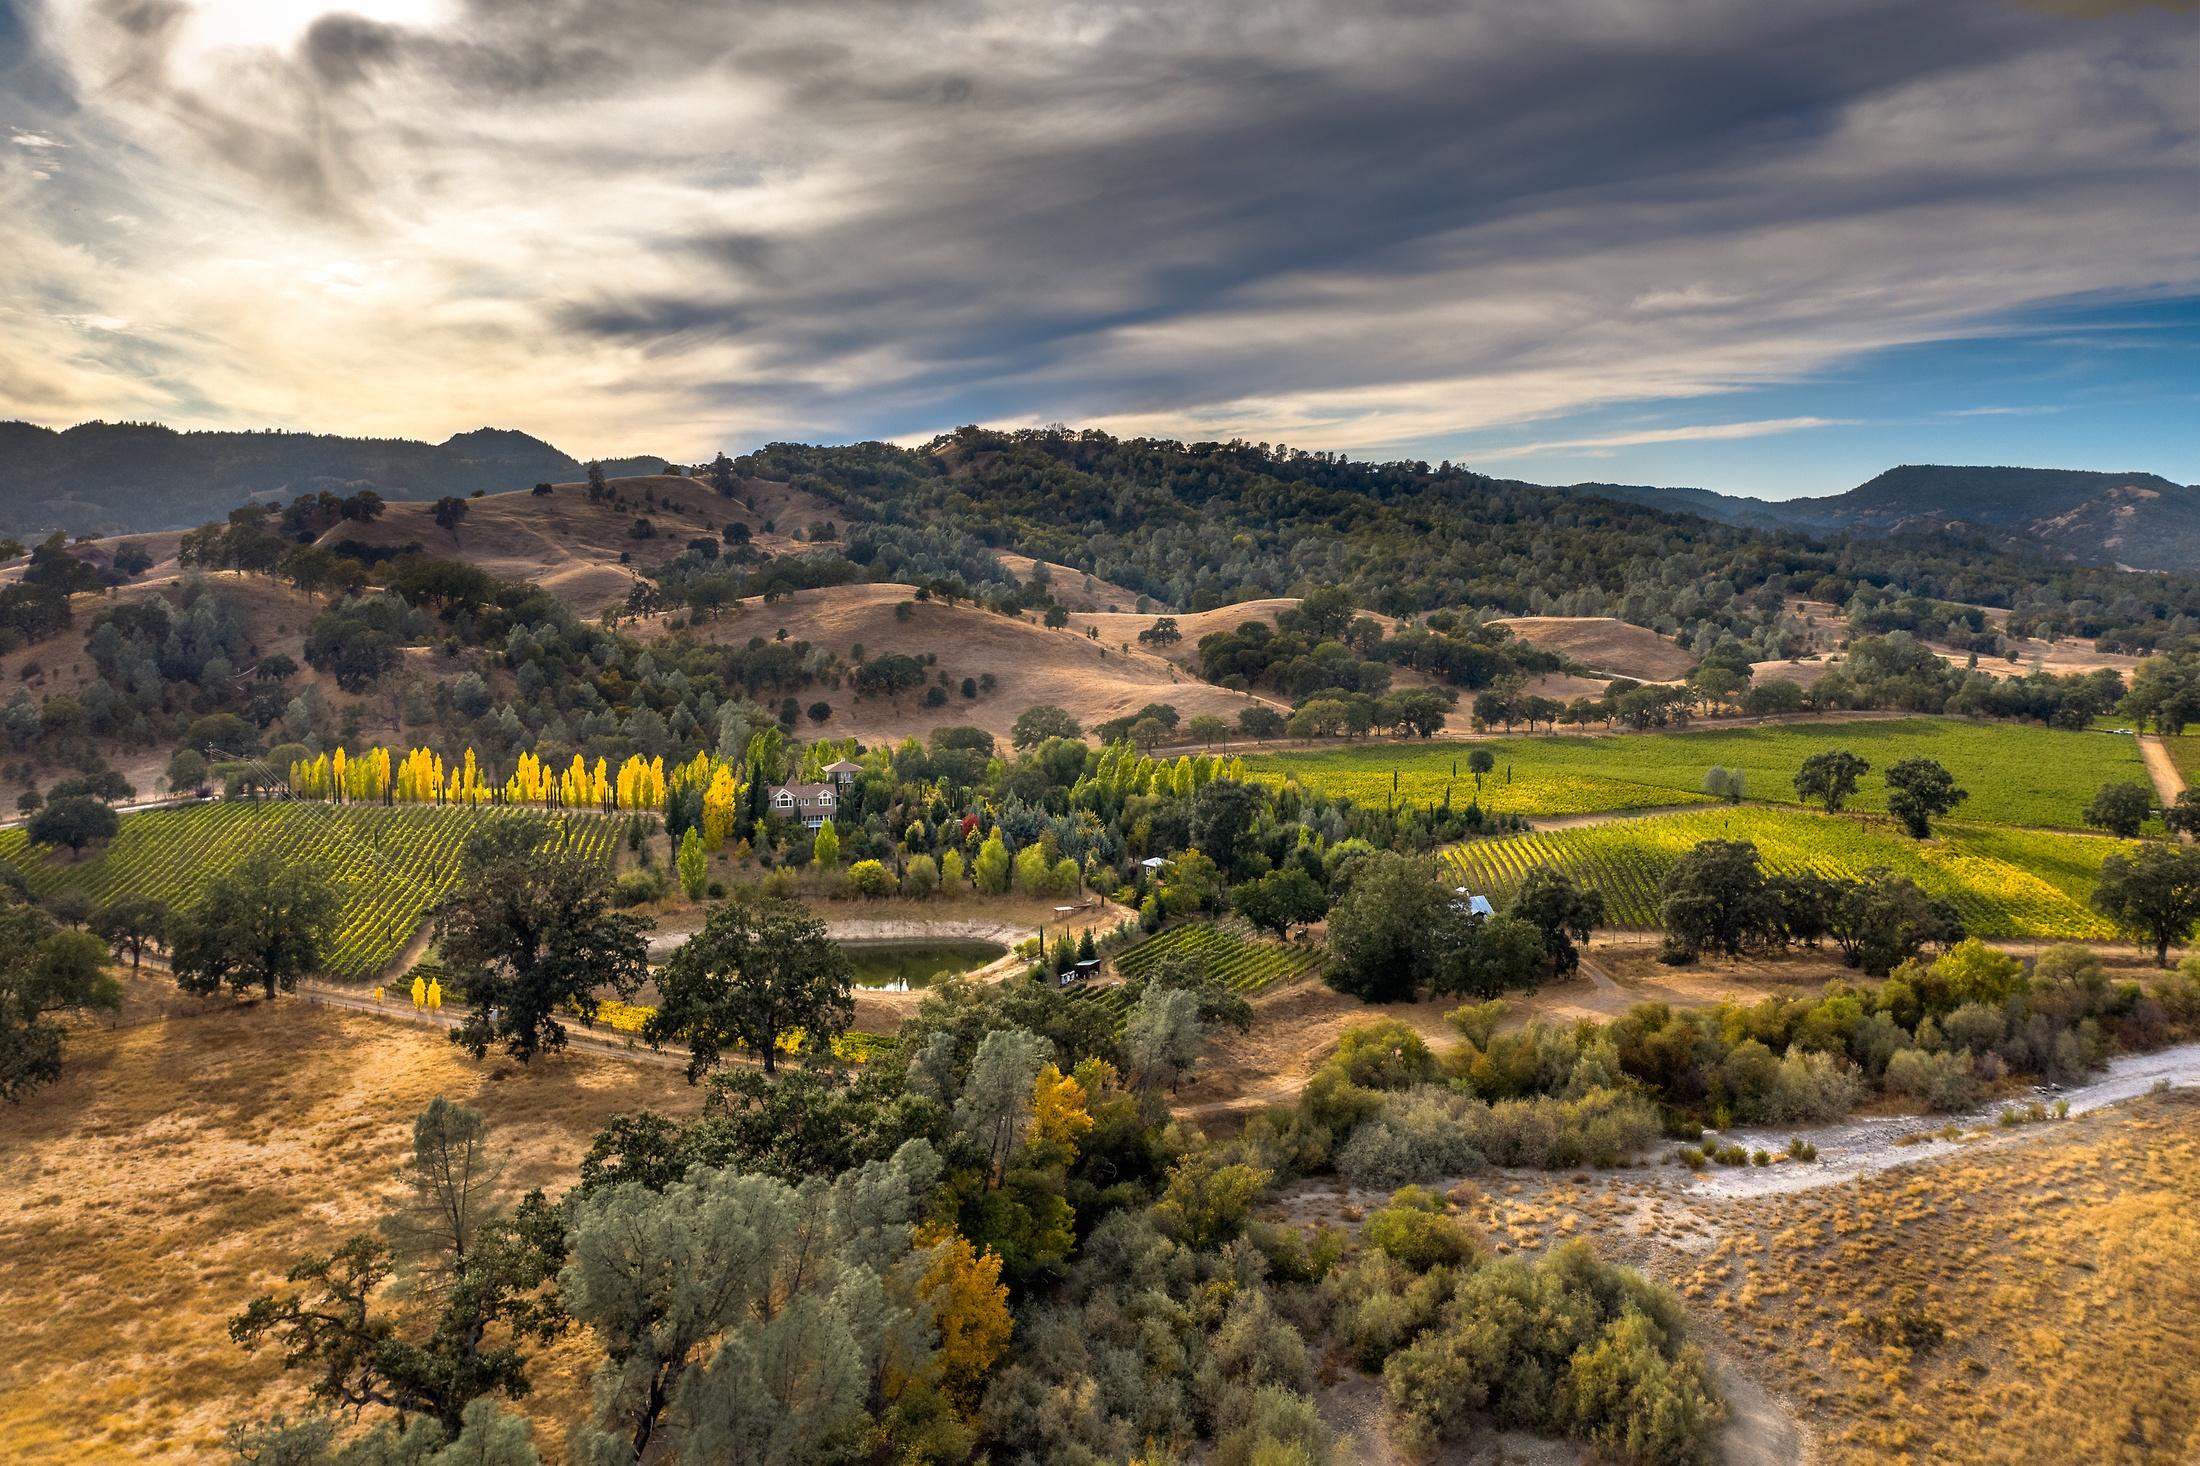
[775,781,836,798]
[824,759,864,774]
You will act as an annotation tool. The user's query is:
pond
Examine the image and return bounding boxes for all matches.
[842,939,1007,991]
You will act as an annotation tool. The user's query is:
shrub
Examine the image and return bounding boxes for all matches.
[1208,1385,1332,1466]
[1364,1187,1480,1271]
[1384,1242,1721,1461]
[903,853,940,899]
[1467,1088,1662,1169]
[1342,1084,1660,1179]
[614,867,665,906]
[1321,1252,1454,1370]
[1247,1220,1346,1284]
[1883,1046,1977,1111]
[846,859,897,898]
[1761,1049,1864,1124]
[1338,1094,1488,1189]
[1943,1001,2006,1054]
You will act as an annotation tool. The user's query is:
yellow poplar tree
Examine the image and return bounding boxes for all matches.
[914,1226,1012,1413]
[1028,1063,1093,1166]
[702,765,739,847]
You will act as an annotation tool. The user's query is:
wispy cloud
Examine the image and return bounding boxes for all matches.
[0,0,2191,460]
[1474,418,1858,461]
[1942,405,2065,417]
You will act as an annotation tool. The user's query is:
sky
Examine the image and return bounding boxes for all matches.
[1,0,2194,499]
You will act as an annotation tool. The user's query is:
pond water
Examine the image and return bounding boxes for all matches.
[843,939,1007,991]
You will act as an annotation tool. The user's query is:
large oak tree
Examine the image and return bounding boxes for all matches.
[435,817,649,1062]
[645,895,853,1077]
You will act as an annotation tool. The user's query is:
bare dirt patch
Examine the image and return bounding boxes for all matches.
[0,978,704,1465]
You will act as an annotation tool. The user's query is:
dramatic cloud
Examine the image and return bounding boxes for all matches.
[0,0,2193,469]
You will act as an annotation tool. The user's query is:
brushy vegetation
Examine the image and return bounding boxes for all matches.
[1442,806,2129,939]
[1266,941,2199,1172]
[0,803,617,979]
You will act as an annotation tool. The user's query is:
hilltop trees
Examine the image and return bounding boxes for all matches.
[435,817,650,1061]
[170,850,337,1000]
[644,895,854,1077]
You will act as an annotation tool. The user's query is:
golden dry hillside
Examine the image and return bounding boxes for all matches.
[314,473,839,615]
[637,583,1286,747]
[0,985,705,1465]
[1496,616,1696,682]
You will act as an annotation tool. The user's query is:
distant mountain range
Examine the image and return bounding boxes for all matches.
[0,421,667,537]
[1576,465,2200,572]
[6,418,2194,574]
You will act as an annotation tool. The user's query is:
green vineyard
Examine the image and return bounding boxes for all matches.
[1115,922,1326,992]
[0,802,618,982]
[1441,806,2132,940]
[1065,922,1326,1024]
[1244,717,2147,829]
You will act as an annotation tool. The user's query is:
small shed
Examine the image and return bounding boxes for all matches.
[1452,888,1495,917]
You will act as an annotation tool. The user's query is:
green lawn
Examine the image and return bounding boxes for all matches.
[1441,806,2131,939]
[1244,718,2148,830]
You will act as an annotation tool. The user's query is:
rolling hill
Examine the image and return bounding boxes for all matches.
[0,421,668,537]
[1579,465,2200,570]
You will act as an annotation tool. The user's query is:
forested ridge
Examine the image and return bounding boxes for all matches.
[748,426,2200,655]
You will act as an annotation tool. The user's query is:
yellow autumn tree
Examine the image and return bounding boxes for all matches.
[1028,1062,1094,1167]
[913,1225,1013,1413]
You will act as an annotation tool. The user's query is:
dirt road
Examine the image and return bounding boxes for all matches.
[2140,733,2185,808]
[296,983,690,1070]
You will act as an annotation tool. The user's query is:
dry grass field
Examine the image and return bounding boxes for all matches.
[0,980,704,1465]
[1494,617,1697,682]
[643,582,1281,748]
[1273,1091,2200,1466]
